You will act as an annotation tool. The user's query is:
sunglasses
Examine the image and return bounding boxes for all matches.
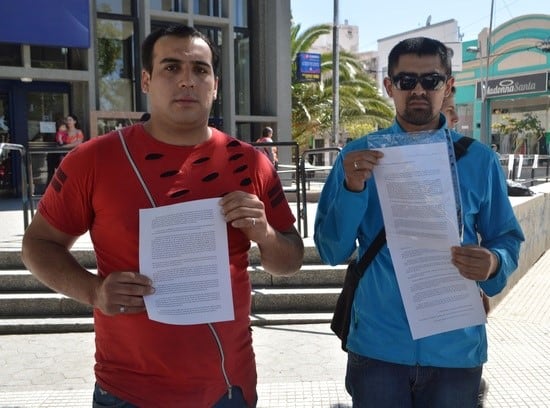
[391,73,447,91]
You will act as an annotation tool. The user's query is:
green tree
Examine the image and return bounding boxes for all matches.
[291,23,394,149]
[492,113,544,154]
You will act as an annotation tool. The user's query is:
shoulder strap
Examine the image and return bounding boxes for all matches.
[356,227,386,277]
[453,136,474,161]
[355,136,474,275]
[118,129,157,208]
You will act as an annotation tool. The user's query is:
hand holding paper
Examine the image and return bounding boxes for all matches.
[368,131,486,339]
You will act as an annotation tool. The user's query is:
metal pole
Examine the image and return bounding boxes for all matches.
[481,0,495,146]
[332,0,340,146]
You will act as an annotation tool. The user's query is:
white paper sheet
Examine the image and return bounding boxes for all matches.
[139,198,234,325]
[372,142,486,339]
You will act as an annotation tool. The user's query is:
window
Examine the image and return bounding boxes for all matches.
[196,25,224,125]
[30,47,65,69]
[96,19,136,111]
[194,0,226,17]
[96,0,133,15]
[150,0,187,12]
[234,29,250,115]
[0,43,22,66]
[233,0,247,27]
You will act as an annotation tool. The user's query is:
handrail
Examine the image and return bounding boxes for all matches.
[251,141,304,234]
[0,143,32,229]
[499,154,550,185]
[299,147,341,237]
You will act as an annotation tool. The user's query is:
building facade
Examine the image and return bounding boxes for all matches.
[376,19,463,97]
[308,19,360,54]
[454,14,550,153]
[0,0,293,198]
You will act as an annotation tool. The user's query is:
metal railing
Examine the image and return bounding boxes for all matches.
[26,144,73,202]
[251,141,305,234]
[0,143,32,229]
[500,154,550,186]
[299,147,341,237]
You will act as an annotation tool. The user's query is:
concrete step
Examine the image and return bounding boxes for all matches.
[0,312,334,335]
[252,288,340,313]
[0,244,325,270]
[0,265,346,291]
[0,287,341,317]
[0,262,345,334]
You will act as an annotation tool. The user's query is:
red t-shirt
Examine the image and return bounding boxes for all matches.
[39,124,295,407]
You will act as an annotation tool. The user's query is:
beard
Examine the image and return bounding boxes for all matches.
[401,96,437,126]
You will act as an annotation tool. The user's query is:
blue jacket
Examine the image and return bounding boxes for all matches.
[314,117,524,367]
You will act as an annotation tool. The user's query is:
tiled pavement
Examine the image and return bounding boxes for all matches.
[0,199,549,407]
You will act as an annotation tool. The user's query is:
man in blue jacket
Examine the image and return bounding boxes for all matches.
[314,37,524,408]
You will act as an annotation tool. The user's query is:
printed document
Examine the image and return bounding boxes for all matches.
[371,140,485,339]
[139,198,234,325]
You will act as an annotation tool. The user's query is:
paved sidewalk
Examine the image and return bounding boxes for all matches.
[1,198,549,407]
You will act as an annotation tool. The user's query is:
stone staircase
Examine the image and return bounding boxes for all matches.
[0,243,346,334]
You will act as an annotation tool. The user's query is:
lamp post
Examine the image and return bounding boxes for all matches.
[465,0,495,146]
[466,45,489,144]
[331,0,340,146]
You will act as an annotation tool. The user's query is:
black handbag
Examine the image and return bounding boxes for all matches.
[331,228,386,351]
[330,136,475,351]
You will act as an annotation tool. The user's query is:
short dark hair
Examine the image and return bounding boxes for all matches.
[262,126,273,137]
[141,24,220,76]
[388,37,452,77]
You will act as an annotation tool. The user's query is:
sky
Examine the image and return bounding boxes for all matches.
[290,0,549,52]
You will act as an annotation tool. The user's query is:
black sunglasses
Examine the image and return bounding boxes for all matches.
[391,73,447,91]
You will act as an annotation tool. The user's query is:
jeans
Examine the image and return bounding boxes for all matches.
[345,352,482,408]
[92,383,255,407]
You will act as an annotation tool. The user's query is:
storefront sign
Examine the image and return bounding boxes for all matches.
[476,72,548,98]
[295,52,321,83]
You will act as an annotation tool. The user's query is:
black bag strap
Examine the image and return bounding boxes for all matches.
[355,227,386,277]
[354,136,474,276]
[453,136,474,160]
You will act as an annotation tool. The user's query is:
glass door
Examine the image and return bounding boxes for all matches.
[27,90,69,195]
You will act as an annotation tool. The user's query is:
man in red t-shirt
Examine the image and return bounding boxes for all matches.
[22,24,304,408]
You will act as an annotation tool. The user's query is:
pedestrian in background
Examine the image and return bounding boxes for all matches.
[256,126,278,169]
[441,85,459,129]
[63,114,85,148]
[314,37,524,407]
[22,24,303,408]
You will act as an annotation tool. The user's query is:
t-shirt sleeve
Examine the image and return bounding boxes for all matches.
[38,143,95,237]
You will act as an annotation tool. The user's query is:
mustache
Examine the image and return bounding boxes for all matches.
[407,95,430,103]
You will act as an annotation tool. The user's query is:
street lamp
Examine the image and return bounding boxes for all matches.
[332,0,340,145]
[467,42,493,146]
[465,0,495,146]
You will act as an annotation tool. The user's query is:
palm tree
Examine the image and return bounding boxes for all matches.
[291,23,394,149]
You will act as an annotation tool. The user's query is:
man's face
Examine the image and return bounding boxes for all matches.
[384,54,453,131]
[141,35,218,131]
[442,94,459,128]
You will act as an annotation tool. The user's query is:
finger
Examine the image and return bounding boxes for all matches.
[117,304,147,315]
[219,191,257,209]
[230,215,264,230]
[116,271,153,286]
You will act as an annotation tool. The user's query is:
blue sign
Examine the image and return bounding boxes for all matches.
[0,0,90,48]
[295,52,321,83]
